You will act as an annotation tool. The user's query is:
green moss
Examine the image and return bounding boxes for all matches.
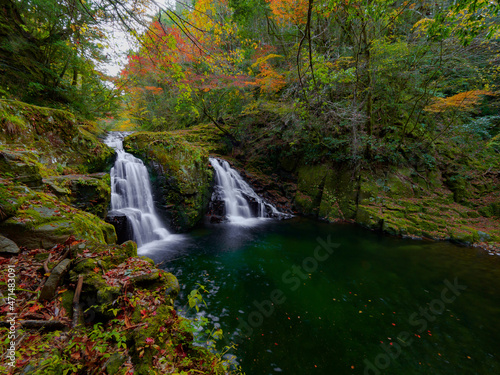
[121,240,138,257]
[0,99,115,176]
[60,290,75,316]
[294,165,328,215]
[0,184,116,248]
[44,174,112,218]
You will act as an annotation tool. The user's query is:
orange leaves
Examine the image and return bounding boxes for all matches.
[267,0,309,26]
[144,86,163,95]
[424,90,495,113]
[251,54,287,94]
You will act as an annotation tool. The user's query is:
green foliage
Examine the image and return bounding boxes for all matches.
[0,0,121,118]
[182,285,244,375]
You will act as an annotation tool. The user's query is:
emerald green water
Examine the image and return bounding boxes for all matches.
[145,218,500,374]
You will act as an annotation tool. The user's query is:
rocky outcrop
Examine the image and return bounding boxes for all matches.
[123,132,213,232]
[43,173,111,218]
[292,164,500,247]
[0,100,115,175]
[0,180,116,249]
[0,100,118,249]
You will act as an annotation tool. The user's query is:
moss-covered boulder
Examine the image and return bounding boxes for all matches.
[124,131,213,232]
[43,173,111,218]
[0,148,44,188]
[0,183,116,249]
[294,163,358,221]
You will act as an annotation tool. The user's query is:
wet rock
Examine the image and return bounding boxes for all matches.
[105,211,132,244]
[124,132,213,232]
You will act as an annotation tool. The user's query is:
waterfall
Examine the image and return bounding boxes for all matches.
[105,132,170,248]
[209,157,289,224]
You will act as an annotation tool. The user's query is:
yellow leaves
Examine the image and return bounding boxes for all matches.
[424,90,495,113]
[412,18,434,35]
[251,54,283,69]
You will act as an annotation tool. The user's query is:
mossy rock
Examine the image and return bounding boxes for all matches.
[318,165,358,221]
[0,149,44,188]
[0,185,116,249]
[0,99,115,175]
[294,164,329,215]
[105,353,127,375]
[356,206,383,230]
[444,174,472,203]
[43,173,111,218]
[449,228,475,244]
[123,132,213,232]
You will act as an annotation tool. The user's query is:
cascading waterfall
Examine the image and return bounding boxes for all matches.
[209,157,288,223]
[105,132,170,248]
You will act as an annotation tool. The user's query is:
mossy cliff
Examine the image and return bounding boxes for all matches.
[0,100,114,218]
[292,163,500,246]
[123,131,213,232]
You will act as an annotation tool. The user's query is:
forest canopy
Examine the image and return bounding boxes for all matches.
[1,0,499,163]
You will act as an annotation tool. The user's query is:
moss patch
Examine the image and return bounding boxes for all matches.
[0,180,116,248]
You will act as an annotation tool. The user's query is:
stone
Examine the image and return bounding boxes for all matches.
[105,353,126,375]
[39,258,72,301]
[0,234,19,254]
[43,174,111,218]
[105,211,132,244]
[0,150,43,188]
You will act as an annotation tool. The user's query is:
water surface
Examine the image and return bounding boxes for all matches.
[143,218,500,375]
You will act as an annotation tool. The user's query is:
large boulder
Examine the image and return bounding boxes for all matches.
[0,234,19,254]
[0,184,117,249]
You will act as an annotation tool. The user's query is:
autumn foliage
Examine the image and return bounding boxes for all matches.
[425,90,495,113]
[267,0,309,26]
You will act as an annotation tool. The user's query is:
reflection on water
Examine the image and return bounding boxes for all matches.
[151,217,500,375]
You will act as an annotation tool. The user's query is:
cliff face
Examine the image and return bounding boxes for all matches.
[123,131,213,232]
[205,116,500,251]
